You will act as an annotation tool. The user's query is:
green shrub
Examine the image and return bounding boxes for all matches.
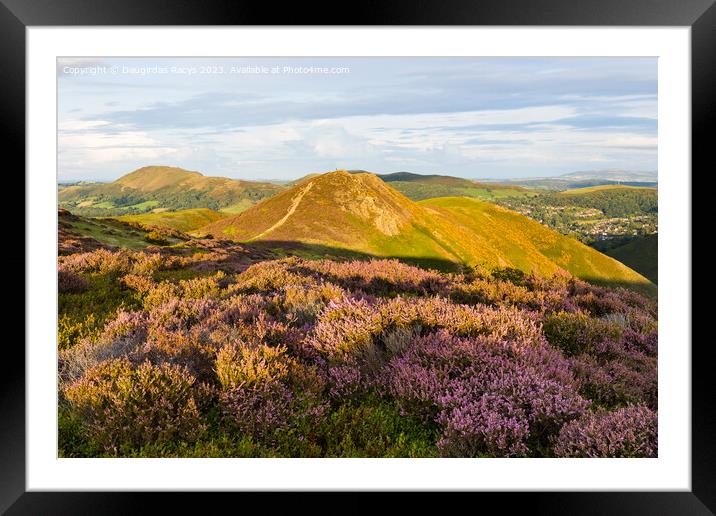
[121,273,156,294]
[58,270,89,294]
[58,313,100,350]
[491,267,527,285]
[215,342,290,390]
[179,274,221,300]
[145,231,169,246]
[59,273,143,331]
[543,311,622,356]
[319,398,437,457]
[63,358,206,453]
[58,403,102,457]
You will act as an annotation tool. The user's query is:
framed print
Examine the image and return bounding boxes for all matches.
[4,0,712,511]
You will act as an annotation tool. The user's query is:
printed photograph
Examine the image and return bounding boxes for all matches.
[57,57,658,458]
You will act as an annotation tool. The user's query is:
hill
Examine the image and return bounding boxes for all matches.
[375,171,536,201]
[111,208,227,232]
[198,170,654,294]
[58,166,284,216]
[494,185,657,282]
[198,170,458,267]
[497,184,658,222]
[58,208,187,253]
[289,172,322,186]
[550,185,657,217]
[559,184,657,196]
[378,171,472,185]
[560,169,657,183]
[483,170,658,191]
[599,234,658,284]
[420,197,653,294]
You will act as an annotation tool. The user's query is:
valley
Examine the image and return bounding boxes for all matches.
[493,184,657,282]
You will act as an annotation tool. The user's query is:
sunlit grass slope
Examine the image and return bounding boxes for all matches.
[113,208,227,232]
[420,197,655,294]
[198,171,655,295]
[198,170,461,264]
[60,211,183,250]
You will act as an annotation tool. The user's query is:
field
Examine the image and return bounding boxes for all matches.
[559,185,657,195]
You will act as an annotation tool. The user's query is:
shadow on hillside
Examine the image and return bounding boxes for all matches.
[578,276,657,299]
[247,240,462,273]
[243,239,658,298]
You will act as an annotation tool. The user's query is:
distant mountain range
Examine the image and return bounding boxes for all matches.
[479,169,657,191]
[560,169,657,182]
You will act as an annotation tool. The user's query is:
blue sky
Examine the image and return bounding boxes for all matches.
[57,57,657,182]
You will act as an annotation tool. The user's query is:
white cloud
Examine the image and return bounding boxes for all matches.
[58,120,111,131]
[57,57,657,180]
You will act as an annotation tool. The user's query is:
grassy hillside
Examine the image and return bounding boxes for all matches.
[375,171,537,202]
[112,208,227,232]
[494,186,658,286]
[198,171,655,294]
[600,234,658,284]
[421,197,654,294]
[59,166,284,216]
[199,170,459,267]
[289,173,322,186]
[59,209,187,253]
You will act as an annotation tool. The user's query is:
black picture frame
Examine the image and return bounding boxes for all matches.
[3,0,710,512]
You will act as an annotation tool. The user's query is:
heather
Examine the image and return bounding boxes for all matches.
[554,404,657,458]
[63,358,207,454]
[58,247,657,457]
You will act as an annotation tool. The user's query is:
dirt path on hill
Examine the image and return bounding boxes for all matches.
[248,182,314,241]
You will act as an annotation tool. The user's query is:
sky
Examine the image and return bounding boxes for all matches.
[57,57,657,182]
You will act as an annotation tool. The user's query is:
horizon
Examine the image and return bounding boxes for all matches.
[56,165,659,184]
[58,57,657,182]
